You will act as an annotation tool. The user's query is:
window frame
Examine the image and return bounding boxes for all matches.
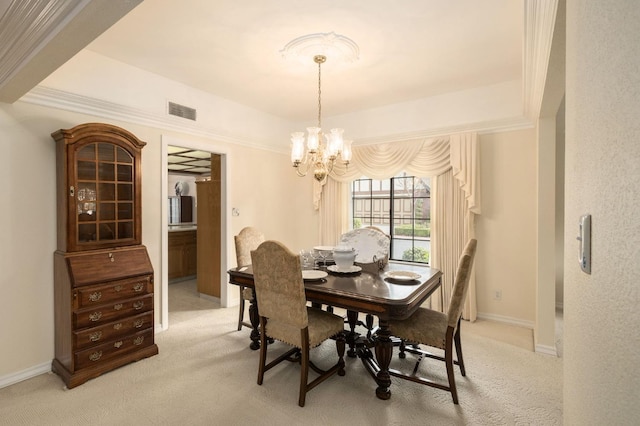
[351,173,431,264]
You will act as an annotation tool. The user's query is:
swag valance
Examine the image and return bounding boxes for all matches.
[314,133,481,215]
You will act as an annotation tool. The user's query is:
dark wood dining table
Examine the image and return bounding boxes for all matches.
[227,262,442,400]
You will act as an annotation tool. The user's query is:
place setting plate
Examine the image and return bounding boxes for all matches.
[383,270,421,284]
[302,270,328,283]
[327,265,362,275]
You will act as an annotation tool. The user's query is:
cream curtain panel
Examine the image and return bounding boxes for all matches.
[316,132,480,320]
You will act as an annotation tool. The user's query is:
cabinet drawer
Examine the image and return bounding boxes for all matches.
[74,294,153,329]
[74,328,154,370]
[74,312,153,350]
[75,276,152,309]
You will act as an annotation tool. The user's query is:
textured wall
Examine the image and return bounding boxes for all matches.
[564,1,640,422]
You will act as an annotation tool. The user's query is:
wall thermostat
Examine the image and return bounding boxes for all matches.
[577,214,591,274]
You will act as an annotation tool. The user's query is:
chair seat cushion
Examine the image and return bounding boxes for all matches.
[388,307,448,350]
[242,287,253,300]
[266,307,344,348]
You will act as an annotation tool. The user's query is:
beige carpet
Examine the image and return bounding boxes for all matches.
[0,280,562,425]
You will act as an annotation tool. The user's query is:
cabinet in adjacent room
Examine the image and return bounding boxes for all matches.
[168,229,197,280]
[196,154,221,298]
[51,123,158,388]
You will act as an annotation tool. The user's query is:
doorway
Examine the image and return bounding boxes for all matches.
[160,135,228,330]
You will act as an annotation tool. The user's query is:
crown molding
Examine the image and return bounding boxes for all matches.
[21,85,535,152]
[20,86,282,154]
[353,116,535,146]
[523,0,560,120]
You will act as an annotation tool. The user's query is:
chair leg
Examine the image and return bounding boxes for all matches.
[257,318,268,385]
[237,286,246,331]
[454,320,466,376]
[445,331,459,404]
[299,340,310,407]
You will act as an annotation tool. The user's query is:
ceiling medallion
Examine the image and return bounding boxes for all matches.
[280,32,360,63]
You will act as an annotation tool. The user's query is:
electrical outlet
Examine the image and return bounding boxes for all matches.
[494,290,502,300]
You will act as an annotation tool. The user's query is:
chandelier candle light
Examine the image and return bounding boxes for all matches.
[290,54,352,183]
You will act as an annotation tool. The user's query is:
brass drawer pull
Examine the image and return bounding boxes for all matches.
[133,336,144,346]
[88,292,102,302]
[114,285,123,292]
[114,303,123,310]
[133,319,144,328]
[113,323,122,330]
[133,301,144,310]
[89,312,102,322]
[89,331,102,342]
[108,252,114,262]
[89,351,102,362]
[133,283,144,292]
[114,341,123,349]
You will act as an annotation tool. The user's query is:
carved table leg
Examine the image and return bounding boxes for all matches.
[346,310,359,357]
[374,320,393,400]
[248,291,260,350]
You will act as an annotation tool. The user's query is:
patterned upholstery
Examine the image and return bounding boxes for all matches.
[234,227,265,331]
[235,227,265,267]
[388,239,477,404]
[251,240,346,407]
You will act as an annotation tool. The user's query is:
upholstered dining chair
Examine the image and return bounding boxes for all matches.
[387,238,477,404]
[250,240,346,407]
[234,227,265,331]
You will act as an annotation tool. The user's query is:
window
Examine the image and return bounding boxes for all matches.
[352,173,431,264]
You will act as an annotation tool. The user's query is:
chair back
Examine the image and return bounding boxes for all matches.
[446,239,478,328]
[234,227,265,267]
[251,241,308,330]
[339,226,390,266]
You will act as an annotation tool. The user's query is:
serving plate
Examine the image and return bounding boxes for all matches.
[302,270,328,281]
[384,270,421,282]
[313,246,334,252]
[327,265,362,274]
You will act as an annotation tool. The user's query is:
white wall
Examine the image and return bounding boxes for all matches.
[564,1,640,422]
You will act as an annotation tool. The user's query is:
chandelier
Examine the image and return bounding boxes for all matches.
[290,54,352,183]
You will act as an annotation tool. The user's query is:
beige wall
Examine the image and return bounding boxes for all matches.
[564,1,640,422]
[476,129,537,325]
[0,97,541,384]
[0,101,318,380]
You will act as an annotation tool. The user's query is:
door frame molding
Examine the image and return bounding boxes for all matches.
[159,134,229,330]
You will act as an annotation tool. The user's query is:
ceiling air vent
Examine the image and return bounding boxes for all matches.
[168,101,197,121]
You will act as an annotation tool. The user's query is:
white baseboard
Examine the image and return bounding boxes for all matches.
[534,343,558,357]
[476,312,535,329]
[0,362,51,389]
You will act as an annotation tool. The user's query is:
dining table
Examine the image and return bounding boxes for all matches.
[227,261,442,400]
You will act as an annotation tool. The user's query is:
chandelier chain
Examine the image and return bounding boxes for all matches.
[317,58,322,129]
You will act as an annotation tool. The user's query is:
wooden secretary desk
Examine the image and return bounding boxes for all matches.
[51,123,158,388]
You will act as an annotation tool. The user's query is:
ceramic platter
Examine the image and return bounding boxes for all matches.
[327,265,362,274]
[384,270,421,282]
[339,229,389,264]
[313,246,334,253]
[302,270,328,281]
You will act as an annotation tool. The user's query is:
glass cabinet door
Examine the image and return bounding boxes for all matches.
[74,142,135,246]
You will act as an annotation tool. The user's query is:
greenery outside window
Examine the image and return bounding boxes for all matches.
[351,173,431,264]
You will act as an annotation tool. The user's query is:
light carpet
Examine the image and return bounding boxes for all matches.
[0,280,562,425]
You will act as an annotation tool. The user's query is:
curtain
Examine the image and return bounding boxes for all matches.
[317,178,349,246]
[431,169,477,320]
[316,132,480,319]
